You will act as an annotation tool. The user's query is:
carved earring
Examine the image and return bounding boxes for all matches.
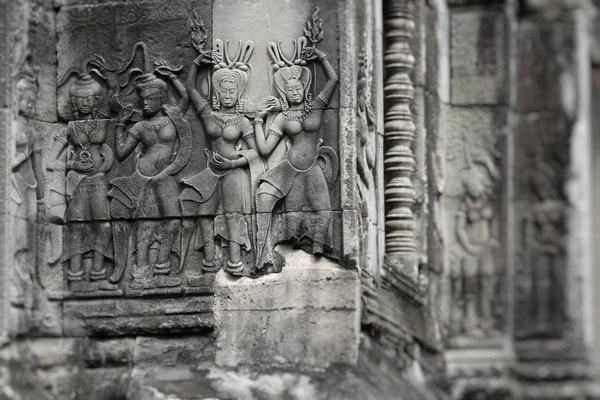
[281,97,289,113]
[212,95,221,111]
[236,100,243,113]
[304,93,313,114]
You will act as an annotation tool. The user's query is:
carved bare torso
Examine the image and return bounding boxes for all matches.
[463,196,494,249]
[278,112,321,170]
[134,116,177,176]
[68,119,110,176]
[203,113,248,160]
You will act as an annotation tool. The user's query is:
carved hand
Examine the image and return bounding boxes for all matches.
[303,47,326,62]
[210,153,234,170]
[264,96,282,112]
[69,159,94,172]
[119,104,135,124]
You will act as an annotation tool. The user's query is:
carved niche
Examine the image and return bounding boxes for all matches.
[514,113,569,341]
[443,109,503,347]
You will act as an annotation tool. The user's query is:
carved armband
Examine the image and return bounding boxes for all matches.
[315,94,328,107]
[53,135,68,145]
[242,125,255,140]
[196,100,210,115]
[268,124,284,138]
[128,126,141,141]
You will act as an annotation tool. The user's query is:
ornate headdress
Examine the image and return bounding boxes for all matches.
[118,42,182,97]
[58,54,115,119]
[135,73,168,93]
[210,40,254,112]
[267,7,323,114]
[14,54,38,117]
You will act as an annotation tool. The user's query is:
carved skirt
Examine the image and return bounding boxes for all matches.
[259,159,334,253]
[66,173,110,221]
[109,170,181,219]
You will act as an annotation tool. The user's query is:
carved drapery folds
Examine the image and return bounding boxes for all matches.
[382,0,418,278]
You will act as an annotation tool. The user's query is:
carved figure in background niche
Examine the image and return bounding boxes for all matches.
[521,151,566,337]
[48,56,118,292]
[109,49,191,290]
[449,155,499,338]
[10,59,45,314]
[180,36,263,277]
[254,12,339,273]
[528,200,565,336]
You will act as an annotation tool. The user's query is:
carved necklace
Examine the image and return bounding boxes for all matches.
[142,117,170,131]
[282,109,306,122]
[211,112,242,128]
[73,119,98,159]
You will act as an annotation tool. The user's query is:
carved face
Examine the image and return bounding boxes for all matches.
[139,88,165,116]
[17,82,36,118]
[71,87,101,117]
[284,79,305,105]
[219,80,239,108]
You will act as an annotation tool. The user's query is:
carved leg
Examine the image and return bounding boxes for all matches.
[154,219,181,288]
[224,213,244,275]
[221,169,246,275]
[479,275,495,334]
[198,217,217,272]
[534,254,552,332]
[255,182,283,271]
[67,254,86,292]
[450,272,464,336]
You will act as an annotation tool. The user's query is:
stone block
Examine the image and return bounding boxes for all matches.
[63,295,214,336]
[127,366,219,400]
[450,9,507,105]
[133,335,215,366]
[85,337,134,367]
[25,338,80,368]
[214,245,360,368]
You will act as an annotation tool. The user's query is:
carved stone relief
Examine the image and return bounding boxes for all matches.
[39,6,342,304]
[443,107,503,347]
[9,57,46,334]
[514,113,569,342]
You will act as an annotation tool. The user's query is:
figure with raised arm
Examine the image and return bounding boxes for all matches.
[179,36,263,277]
[109,44,192,290]
[253,10,339,272]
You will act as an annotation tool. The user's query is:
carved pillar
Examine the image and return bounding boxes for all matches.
[383,0,418,278]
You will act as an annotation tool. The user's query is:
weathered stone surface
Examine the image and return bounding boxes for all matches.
[63,296,214,336]
[85,337,134,368]
[214,245,360,368]
[133,335,214,366]
[450,9,507,105]
[516,20,574,112]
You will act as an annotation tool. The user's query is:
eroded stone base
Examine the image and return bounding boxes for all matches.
[214,245,360,368]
